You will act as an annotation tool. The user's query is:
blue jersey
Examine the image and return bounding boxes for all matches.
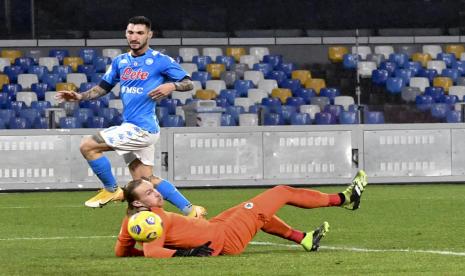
[101,48,188,133]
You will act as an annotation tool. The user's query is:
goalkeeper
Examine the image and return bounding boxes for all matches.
[115,171,368,258]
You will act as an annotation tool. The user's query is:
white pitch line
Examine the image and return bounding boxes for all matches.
[0,235,116,241]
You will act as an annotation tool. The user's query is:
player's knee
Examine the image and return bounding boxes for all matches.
[79,136,96,155]
[272,185,291,193]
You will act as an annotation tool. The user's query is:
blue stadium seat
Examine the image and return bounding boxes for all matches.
[403,61,422,76]
[31,100,51,117]
[31,83,49,101]
[159,98,180,115]
[79,82,97,92]
[252,63,273,78]
[248,104,270,114]
[4,65,23,83]
[59,117,82,128]
[225,106,245,124]
[2,83,22,99]
[79,48,98,65]
[18,108,40,125]
[294,88,316,104]
[220,113,236,126]
[339,111,358,124]
[280,79,301,94]
[98,92,115,107]
[263,112,284,125]
[191,71,212,89]
[161,115,184,127]
[9,117,30,129]
[290,113,311,125]
[446,110,462,123]
[268,70,287,86]
[261,97,282,113]
[14,57,34,71]
[365,111,385,124]
[276,62,296,78]
[371,69,389,86]
[386,77,405,94]
[27,65,48,81]
[33,117,49,129]
[80,99,103,115]
[218,89,237,106]
[215,56,235,70]
[0,92,12,108]
[275,105,297,124]
[417,68,438,83]
[215,97,229,108]
[441,68,459,83]
[323,104,343,120]
[379,61,397,76]
[394,68,413,85]
[8,101,26,116]
[93,56,111,73]
[342,54,359,69]
[0,109,15,124]
[319,88,341,104]
[97,108,120,124]
[49,49,69,65]
[233,80,254,97]
[415,95,434,111]
[87,116,109,128]
[0,118,6,129]
[42,73,61,90]
[52,65,72,81]
[77,65,96,80]
[430,103,449,119]
[388,53,409,68]
[263,54,283,69]
[439,95,458,105]
[90,72,104,83]
[192,55,212,71]
[156,106,169,124]
[437,53,456,68]
[315,112,335,125]
[424,87,445,103]
[285,96,305,109]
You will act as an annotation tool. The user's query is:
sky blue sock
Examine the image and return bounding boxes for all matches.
[156,179,192,215]
[88,156,117,192]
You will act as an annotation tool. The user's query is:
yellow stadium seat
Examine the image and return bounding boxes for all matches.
[206,63,226,79]
[445,44,465,59]
[433,77,453,93]
[195,89,217,100]
[304,78,326,94]
[412,52,432,67]
[1,49,22,64]
[56,82,78,92]
[0,74,10,87]
[63,57,84,72]
[226,47,246,62]
[291,70,312,85]
[271,88,292,104]
[328,46,349,63]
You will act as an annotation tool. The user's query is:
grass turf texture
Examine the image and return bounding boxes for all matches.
[0,184,464,275]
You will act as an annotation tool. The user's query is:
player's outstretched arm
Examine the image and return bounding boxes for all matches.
[55,85,108,103]
[148,78,193,100]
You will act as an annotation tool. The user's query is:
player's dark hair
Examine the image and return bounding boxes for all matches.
[128,16,152,30]
[123,178,149,216]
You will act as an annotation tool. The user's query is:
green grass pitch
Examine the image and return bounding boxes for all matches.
[1,184,464,275]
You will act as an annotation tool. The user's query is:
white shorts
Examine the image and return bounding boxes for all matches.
[99,123,160,166]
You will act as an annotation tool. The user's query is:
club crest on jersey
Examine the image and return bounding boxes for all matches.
[145,58,154,65]
[121,67,149,81]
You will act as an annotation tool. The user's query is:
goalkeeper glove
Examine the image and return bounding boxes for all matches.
[173,241,213,257]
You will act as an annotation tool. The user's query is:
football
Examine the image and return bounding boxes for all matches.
[127,211,163,242]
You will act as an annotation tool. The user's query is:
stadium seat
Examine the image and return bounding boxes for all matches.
[441,69,460,83]
[4,65,23,83]
[357,61,377,77]
[0,92,12,109]
[2,83,21,97]
[50,65,71,82]
[304,78,326,94]
[328,46,349,63]
[202,47,223,60]
[388,53,409,68]
[44,91,59,107]
[0,118,6,129]
[9,100,26,116]
[224,106,245,124]
[59,117,82,128]
[159,99,180,115]
[334,96,355,110]
[215,56,235,71]
[162,115,185,127]
[374,45,394,60]
[247,89,268,104]
[319,88,341,104]
[289,113,311,125]
[206,80,226,95]
[0,109,15,124]
[417,68,438,83]
[452,60,465,76]
[206,63,226,79]
[401,87,422,103]
[77,64,96,79]
[351,46,371,60]
[14,57,34,71]
[180,63,198,76]
[231,63,249,79]
[257,79,278,95]
[365,111,385,124]
[263,112,284,125]
[93,56,111,73]
[371,69,390,86]
[263,55,283,69]
[280,79,301,94]
[397,45,419,57]
[226,47,246,62]
[433,77,453,92]
[79,48,98,65]
[220,71,238,88]
[0,74,10,88]
[342,54,359,69]
[171,91,193,105]
[412,53,432,67]
[271,88,292,104]
[416,94,434,111]
[33,117,48,129]
[63,57,84,72]
[427,60,446,75]
[27,65,48,81]
[430,103,449,119]
[422,45,442,59]
[60,101,79,116]
[179,48,199,62]
[276,62,296,78]
[215,97,229,108]
[386,77,405,94]
[220,113,236,126]
[49,49,69,64]
[0,58,11,72]
[310,97,330,111]
[378,61,396,76]
[87,116,109,128]
[39,57,59,71]
[445,44,465,59]
[448,86,465,99]
[192,55,212,71]
[234,80,254,97]
[295,88,316,104]
[191,71,212,88]
[1,49,22,64]
[261,97,282,113]
[424,86,445,102]
[79,82,97,92]
[339,111,358,124]
[234,97,253,111]
[102,48,122,60]
[219,89,238,105]
[56,82,78,92]
[315,112,335,125]
[240,55,260,69]
[446,110,462,123]
[239,113,259,126]
[249,47,270,62]
[195,89,217,100]
[31,101,52,117]
[9,117,30,129]
[17,74,38,90]
[97,108,120,125]
[18,108,40,125]
[366,54,385,67]
[437,53,456,68]
[30,83,48,101]
[73,108,93,126]
[394,68,413,85]
[251,63,272,78]
[439,94,458,105]
[244,71,264,86]
[403,61,422,76]
[16,92,38,107]
[324,104,343,120]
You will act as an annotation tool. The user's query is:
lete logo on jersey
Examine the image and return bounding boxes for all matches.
[121,67,150,81]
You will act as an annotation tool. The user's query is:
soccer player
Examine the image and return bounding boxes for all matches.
[115,170,368,258]
[55,16,205,218]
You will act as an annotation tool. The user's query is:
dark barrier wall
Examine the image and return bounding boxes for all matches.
[0,0,463,39]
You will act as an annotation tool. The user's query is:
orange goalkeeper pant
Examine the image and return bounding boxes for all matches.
[209,185,337,255]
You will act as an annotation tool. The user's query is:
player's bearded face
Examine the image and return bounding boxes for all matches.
[134,181,164,208]
[126,24,152,51]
